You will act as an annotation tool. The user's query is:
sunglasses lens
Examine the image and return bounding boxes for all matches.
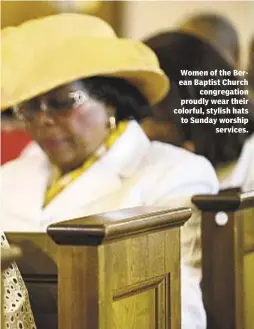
[14,87,87,121]
[47,97,75,112]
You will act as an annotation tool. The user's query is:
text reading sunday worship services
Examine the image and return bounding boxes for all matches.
[175,69,249,133]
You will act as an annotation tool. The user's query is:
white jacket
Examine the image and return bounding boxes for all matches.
[220,133,254,191]
[1,121,219,329]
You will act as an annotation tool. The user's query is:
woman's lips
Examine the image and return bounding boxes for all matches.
[40,139,70,150]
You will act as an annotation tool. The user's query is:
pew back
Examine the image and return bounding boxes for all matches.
[7,207,190,329]
[193,190,254,329]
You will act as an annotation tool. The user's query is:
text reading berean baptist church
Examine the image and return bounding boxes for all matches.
[174,69,249,133]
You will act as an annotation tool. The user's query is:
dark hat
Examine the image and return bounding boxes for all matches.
[178,13,240,68]
[145,13,239,71]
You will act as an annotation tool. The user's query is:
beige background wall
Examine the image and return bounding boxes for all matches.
[121,1,254,68]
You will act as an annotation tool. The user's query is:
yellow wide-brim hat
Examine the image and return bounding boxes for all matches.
[1,13,169,110]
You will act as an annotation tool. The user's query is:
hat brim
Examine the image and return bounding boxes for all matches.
[1,36,169,110]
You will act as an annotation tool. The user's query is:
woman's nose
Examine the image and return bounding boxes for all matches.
[34,99,56,126]
[34,110,55,126]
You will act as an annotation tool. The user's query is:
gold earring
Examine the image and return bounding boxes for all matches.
[108,115,116,130]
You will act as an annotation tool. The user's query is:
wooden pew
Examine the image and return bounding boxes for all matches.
[192,190,254,329]
[7,206,191,329]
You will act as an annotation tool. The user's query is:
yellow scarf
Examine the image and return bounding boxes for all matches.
[44,121,128,207]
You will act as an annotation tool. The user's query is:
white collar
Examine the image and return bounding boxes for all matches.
[99,120,150,177]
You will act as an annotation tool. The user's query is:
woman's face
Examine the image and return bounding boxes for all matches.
[15,81,110,173]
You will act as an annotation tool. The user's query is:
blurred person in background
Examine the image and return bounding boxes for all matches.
[143,13,254,192]
[1,13,219,329]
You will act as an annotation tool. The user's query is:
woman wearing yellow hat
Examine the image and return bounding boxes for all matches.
[1,14,219,329]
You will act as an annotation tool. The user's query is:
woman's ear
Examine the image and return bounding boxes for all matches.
[183,140,196,153]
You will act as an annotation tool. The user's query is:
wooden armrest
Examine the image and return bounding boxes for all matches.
[192,190,254,212]
[1,245,22,271]
[47,206,191,245]
[192,191,254,329]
